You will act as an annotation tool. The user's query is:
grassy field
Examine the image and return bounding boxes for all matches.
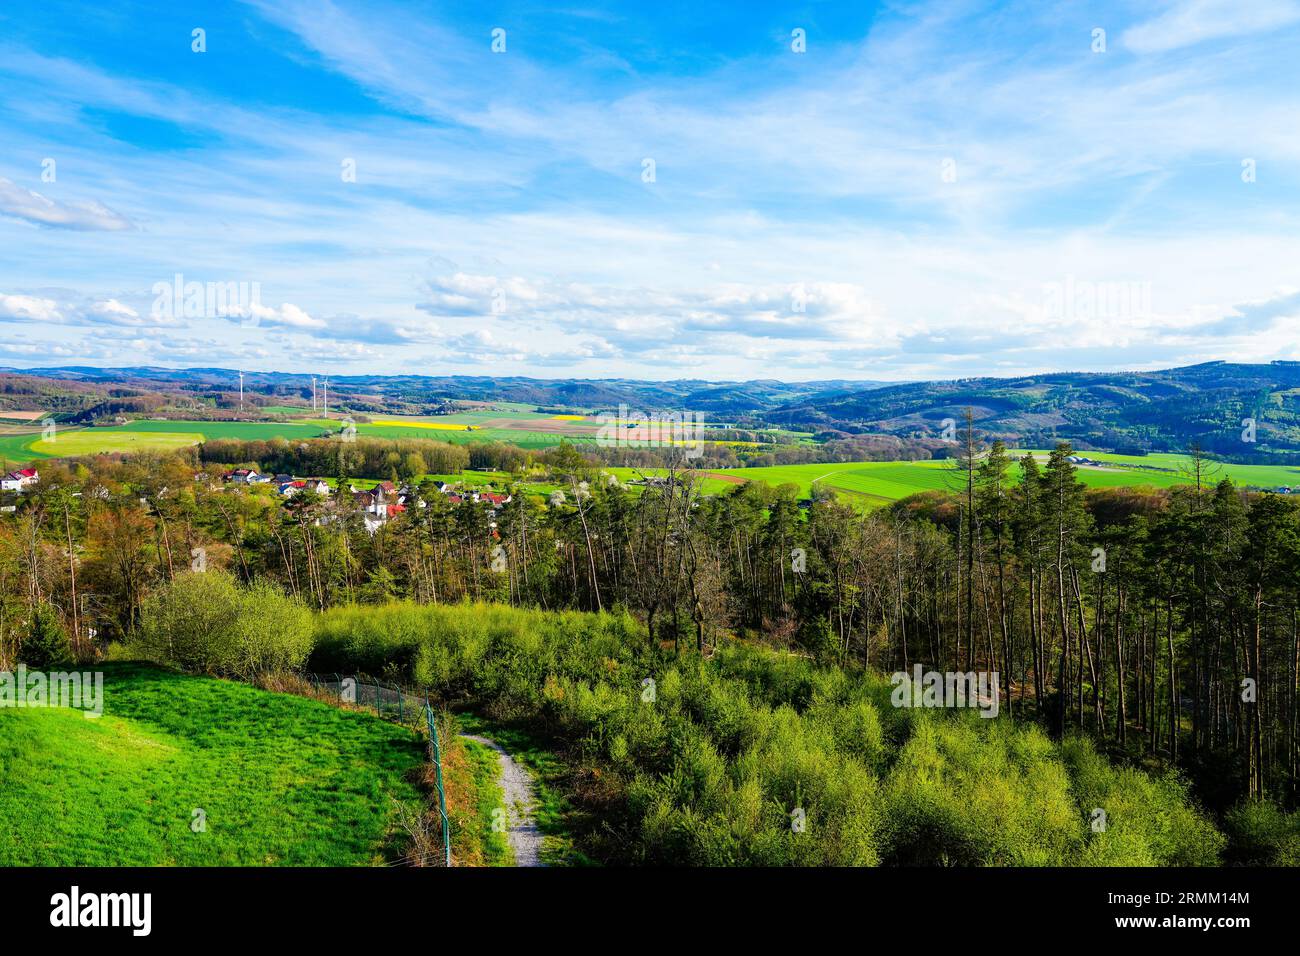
[601,452,1300,510]
[29,429,206,457]
[0,663,426,865]
[1016,449,1300,489]
[1,419,330,464]
[117,419,328,441]
[0,431,52,466]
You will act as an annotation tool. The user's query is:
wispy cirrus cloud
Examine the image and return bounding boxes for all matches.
[1122,0,1300,54]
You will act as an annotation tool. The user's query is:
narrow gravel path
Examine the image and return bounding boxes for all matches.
[460,733,544,867]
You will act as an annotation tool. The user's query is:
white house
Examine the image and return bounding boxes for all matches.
[222,468,260,484]
[1,468,39,492]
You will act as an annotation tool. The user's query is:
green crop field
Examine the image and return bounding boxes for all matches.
[356,424,598,448]
[29,429,206,457]
[0,432,53,466]
[0,663,424,866]
[599,453,1300,510]
[1,420,328,464]
[117,419,328,441]
[1010,450,1300,489]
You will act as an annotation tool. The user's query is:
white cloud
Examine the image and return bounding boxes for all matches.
[247,301,325,330]
[0,291,172,328]
[0,178,134,231]
[0,293,61,323]
[1123,0,1300,54]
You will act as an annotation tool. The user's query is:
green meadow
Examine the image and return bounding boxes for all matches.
[602,452,1300,510]
[717,455,1299,506]
[117,419,328,441]
[0,663,425,865]
[1014,449,1300,489]
[358,424,598,448]
[0,432,52,466]
[29,429,206,457]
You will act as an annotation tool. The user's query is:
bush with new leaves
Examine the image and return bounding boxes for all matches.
[131,571,312,679]
[310,600,1229,866]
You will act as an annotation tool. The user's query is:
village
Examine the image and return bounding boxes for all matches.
[216,468,512,533]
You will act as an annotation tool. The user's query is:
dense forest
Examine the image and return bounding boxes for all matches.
[3,421,1300,863]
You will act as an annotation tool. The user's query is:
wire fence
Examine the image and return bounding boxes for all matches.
[305,672,452,867]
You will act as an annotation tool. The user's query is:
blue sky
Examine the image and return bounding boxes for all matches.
[2,0,1299,381]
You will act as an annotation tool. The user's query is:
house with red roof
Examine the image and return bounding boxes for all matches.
[1,468,39,492]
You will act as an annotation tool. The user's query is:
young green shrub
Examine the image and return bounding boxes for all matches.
[130,571,312,680]
[880,716,1080,866]
[1061,735,1224,866]
[20,602,73,668]
[1222,801,1300,866]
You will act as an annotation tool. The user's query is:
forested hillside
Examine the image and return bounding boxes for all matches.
[308,602,1224,865]
[4,422,1300,865]
[768,362,1300,458]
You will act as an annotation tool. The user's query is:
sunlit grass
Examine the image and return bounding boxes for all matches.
[0,663,425,865]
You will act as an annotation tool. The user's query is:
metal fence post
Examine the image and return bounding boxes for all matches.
[424,698,452,867]
[325,674,451,865]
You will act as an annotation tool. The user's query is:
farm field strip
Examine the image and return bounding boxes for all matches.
[1007,449,1300,489]
[369,419,484,430]
[0,410,48,422]
[118,419,328,441]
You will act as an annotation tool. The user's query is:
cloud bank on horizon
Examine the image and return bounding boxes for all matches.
[1,0,1299,381]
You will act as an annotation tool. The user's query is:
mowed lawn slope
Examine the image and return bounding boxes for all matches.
[0,664,425,866]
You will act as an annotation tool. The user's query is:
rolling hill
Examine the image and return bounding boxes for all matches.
[4,361,1300,461]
